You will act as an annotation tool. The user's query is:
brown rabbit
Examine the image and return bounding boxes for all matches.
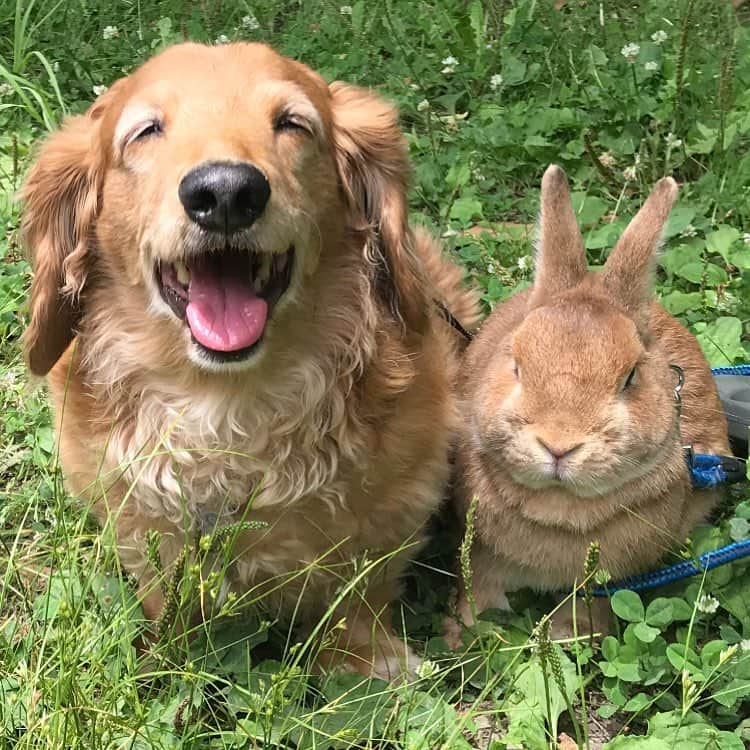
[446,165,730,641]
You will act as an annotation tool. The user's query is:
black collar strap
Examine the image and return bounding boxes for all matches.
[433,299,474,343]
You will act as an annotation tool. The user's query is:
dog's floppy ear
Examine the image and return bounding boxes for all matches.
[330,82,427,331]
[21,97,111,376]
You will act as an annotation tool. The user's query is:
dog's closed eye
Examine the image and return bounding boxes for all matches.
[274,111,312,135]
[127,119,164,145]
[115,107,165,153]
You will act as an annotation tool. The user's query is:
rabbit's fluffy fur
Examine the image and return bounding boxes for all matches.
[447,166,730,639]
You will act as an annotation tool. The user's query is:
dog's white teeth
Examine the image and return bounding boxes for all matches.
[254,255,272,292]
[274,253,288,273]
[175,261,191,286]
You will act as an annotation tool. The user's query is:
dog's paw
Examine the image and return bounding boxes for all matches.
[442,615,465,651]
[372,643,422,683]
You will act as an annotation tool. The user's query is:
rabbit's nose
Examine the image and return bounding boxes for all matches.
[536,437,582,461]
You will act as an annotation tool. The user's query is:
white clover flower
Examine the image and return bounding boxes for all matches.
[490,73,503,91]
[717,291,739,313]
[409,82,420,90]
[621,43,641,64]
[92,84,108,96]
[665,132,683,149]
[472,168,487,182]
[719,644,738,665]
[416,659,440,680]
[644,61,659,72]
[0,82,12,98]
[740,638,750,652]
[599,151,615,168]
[52,61,60,73]
[680,224,698,238]
[517,255,533,271]
[102,25,119,39]
[696,594,720,614]
[215,34,230,44]
[441,227,458,238]
[623,165,637,182]
[487,261,498,275]
[439,112,466,129]
[416,98,430,112]
[652,30,668,44]
[742,232,750,245]
[441,55,458,74]
[339,5,353,14]
[241,14,260,30]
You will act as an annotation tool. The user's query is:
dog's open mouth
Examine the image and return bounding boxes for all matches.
[157,247,294,359]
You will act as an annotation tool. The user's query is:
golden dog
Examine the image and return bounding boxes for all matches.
[21,42,478,678]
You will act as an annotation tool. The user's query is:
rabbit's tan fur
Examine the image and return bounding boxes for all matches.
[448,166,730,640]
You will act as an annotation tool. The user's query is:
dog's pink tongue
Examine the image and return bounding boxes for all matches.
[186,255,268,352]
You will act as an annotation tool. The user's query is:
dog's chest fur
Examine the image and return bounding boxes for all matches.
[63,349,440,601]
[105,362,363,530]
[51,289,455,618]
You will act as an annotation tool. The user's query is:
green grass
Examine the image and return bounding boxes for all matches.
[2,1,750,748]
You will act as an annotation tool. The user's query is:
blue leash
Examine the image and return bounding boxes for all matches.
[587,364,750,597]
[710,364,750,376]
[589,539,750,596]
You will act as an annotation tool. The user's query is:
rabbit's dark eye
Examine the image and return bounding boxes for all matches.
[512,360,521,380]
[622,367,638,391]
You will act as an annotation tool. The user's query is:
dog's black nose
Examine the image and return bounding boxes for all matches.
[178,161,271,233]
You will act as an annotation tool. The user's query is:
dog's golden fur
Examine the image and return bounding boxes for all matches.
[22,42,478,678]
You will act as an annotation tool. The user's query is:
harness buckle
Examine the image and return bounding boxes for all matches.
[684,445,747,488]
[715,455,747,484]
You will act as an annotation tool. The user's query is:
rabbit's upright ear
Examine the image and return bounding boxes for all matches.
[600,177,678,331]
[529,165,586,308]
